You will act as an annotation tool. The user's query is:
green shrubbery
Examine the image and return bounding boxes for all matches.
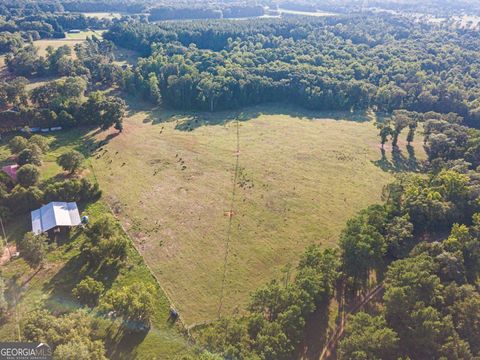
[43,178,101,203]
[57,150,84,174]
[23,309,107,359]
[16,164,39,187]
[82,215,128,267]
[17,232,48,268]
[72,276,104,307]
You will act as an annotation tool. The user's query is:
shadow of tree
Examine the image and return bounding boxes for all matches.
[43,241,122,313]
[5,270,30,313]
[43,253,87,310]
[140,103,371,132]
[105,323,149,360]
[81,131,115,154]
[373,145,422,173]
[298,299,331,360]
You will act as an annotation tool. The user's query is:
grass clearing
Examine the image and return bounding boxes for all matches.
[80,12,122,20]
[34,39,84,57]
[65,30,106,40]
[89,103,424,325]
[113,47,141,67]
[277,8,337,17]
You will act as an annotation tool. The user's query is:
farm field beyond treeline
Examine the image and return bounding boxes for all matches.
[90,103,425,325]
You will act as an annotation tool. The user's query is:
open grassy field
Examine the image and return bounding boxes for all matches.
[34,39,84,57]
[89,103,425,325]
[65,30,106,40]
[277,8,337,17]
[0,132,193,359]
[81,12,122,20]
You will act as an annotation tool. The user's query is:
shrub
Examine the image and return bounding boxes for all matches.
[101,283,156,331]
[54,337,107,360]
[8,135,28,154]
[57,150,84,174]
[17,145,42,166]
[23,309,107,357]
[18,232,47,268]
[29,134,49,153]
[72,276,104,307]
[16,164,40,187]
[85,216,118,243]
[83,216,127,266]
[7,185,43,214]
[43,178,101,203]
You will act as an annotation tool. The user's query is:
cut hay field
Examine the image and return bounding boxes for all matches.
[90,103,425,325]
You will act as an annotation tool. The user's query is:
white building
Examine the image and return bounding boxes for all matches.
[31,202,81,235]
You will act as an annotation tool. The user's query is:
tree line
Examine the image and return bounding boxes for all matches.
[104,15,480,127]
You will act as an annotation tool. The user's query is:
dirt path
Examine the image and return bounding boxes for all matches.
[0,244,16,266]
[319,284,384,360]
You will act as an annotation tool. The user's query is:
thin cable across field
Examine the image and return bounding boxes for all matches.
[217,119,240,318]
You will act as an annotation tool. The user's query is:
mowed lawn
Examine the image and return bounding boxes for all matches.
[90,103,423,325]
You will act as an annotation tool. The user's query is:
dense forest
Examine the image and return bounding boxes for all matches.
[103,15,480,126]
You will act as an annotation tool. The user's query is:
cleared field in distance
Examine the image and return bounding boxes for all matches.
[80,12,122,19]
[65,30,106,40]
[90,103,424,325]
[34,38,85,56]
[277,8,337,17]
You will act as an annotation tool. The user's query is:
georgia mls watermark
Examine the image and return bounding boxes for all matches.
[0,343,52,360]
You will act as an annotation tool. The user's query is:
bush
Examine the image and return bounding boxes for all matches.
[43,178,101,203]
[101,283,156,331]
[16,164,40,187]
[57,150,84,174]
[18,232,47,268]
[7,185,43,214]
[23,309,107,357]
[85,216,118,243]
[29,134,49,153]
[17,146,42,166]
[8,135,28,154]
[72,276,104,307]
[54,337,107,360]
[83,216,127,266]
